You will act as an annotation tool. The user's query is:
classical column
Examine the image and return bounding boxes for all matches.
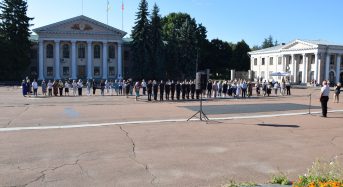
[314,53,319,83]
[117,42,123,79]
[71,40,77,80]
[325,54,330,80]
[302,54,307,84]
[292,54,296,83]
[336,54,341,83]
[87,41,92,80]
[38,39,44,80]
[54,40,61,80]
[102,41,108,79]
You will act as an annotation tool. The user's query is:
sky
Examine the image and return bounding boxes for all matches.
[26,0,343,47]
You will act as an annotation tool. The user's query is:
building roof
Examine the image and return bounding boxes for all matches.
[249,39,343,55]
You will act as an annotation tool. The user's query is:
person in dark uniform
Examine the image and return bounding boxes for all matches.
[207,80,212,98]
[170,80,176,100]
[165,80,171,100]
[176,81,181,100]
[223,81,228,97]
[159,80,165,101]
[190,80,196,99]
[147,80,153,101]
[181,81,186,100]
[153,80,158,101]
[92,79,97,95]
[186,81,191,99]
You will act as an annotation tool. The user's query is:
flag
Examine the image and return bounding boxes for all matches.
[122,1,124,11]
[107,0,111,12]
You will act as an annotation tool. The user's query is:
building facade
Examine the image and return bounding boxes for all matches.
[32,15,130,81]
[248,39,343,85]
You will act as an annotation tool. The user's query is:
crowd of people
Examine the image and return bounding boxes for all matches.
[20,77,297,101]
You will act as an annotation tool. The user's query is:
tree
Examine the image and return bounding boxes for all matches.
[148,3,165,80]
[130,0,150,80]
[231,40,251,71]
[0,0,33,81]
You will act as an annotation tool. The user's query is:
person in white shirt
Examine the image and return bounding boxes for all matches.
[31,79,38,96]
[77,79,83,96]
[72,80,77,96]
[142,79,147,95]
[86,80,91,96]
[47,80,53,96]
[320,80,330,117]
[274,82,279,95]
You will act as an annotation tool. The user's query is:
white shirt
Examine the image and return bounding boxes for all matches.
[32,81,38,89]
[321,85,330,96]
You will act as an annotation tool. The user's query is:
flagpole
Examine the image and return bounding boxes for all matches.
[82,0,84,15]
[121,0,124,30]
[106,0,109,24]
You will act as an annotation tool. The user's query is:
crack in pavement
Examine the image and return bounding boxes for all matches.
[20,151,94,187]
[5,106,29,128]
[118,125,158,185]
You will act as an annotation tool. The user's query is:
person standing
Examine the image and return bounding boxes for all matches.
[100,80,105,96]
[159,80,165,101]
[186,81,191,100]
[153,80,158,101]
[32,79,38,96]
[105,80,110,94]
[86,80,91,96]
[72,80,77,96]
[77,79,83,96]
[113,80,119,96]
[92,79,97,96]
[170,80,176,100]
[241,81,247,98]
[181,81,186,100]
[207,80,212,98]
[190,80,196,99]
[41,80,47,96]
[64,80,70,96]
[119,80,123,95]
[165,80,171,100]
[333,83,341,103]
[286,80,291,95]
[147,80,153,101]
[125,80,130,98]
[21,80,28,97]
[176,81,181,100]
[58,80,64,96]
[320,80,330,117]
[134,81,141,101]
[47,80,53,96]
[142,79,147,95]
[223,81,228,97]
[53,80,59,96]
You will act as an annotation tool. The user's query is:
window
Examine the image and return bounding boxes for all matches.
[46,44,53,58]
[254,58,257,66]
[299,56,303,64]
[278,57,282,65]
[94,66,100,76]
[269,57,273,65]
[108,45,115,59]
[262,58,265,65]
[330,55,335,65]
[109,67,115,76]
[63,67,69,76]
[62,44,70,58]
[78,44,85,58]
[94,44,100,59]
[47,67,53,76]
[78,65,86,78]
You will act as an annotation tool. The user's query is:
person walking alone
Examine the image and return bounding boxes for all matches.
[319,80,330,117]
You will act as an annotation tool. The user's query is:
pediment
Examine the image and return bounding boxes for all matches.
[33,15,126,38]
[282,40,317,50]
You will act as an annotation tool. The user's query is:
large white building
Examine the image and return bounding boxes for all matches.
[33,15,127,81]
[248,39,343,85]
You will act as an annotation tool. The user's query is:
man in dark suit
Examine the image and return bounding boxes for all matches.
[159,80,165,101]
[170,80,176,100]
[176,81,181,100]
[147,80,153,101]
[153,80,158,101]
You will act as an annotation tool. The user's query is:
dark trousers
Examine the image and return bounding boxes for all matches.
[143,87,146,95]
[153,92,158,100]
[171,91,175,100]
[320,96,329,117]
[78,88,82,96]
[33,89,38,96]
[242,88,247,98]
[93,87,96,95]
[160,92,164,101]
[286,86,291,95]
[48,89,52,96]
[148,91,152,101]
[59,88,63,96]
[176,91,180,100]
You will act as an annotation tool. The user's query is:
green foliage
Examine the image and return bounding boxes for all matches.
[0,0,33,81]
[270,172,291,185]
[231,40,251,71]
[222,180,257,187]
[293,159,343,187]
